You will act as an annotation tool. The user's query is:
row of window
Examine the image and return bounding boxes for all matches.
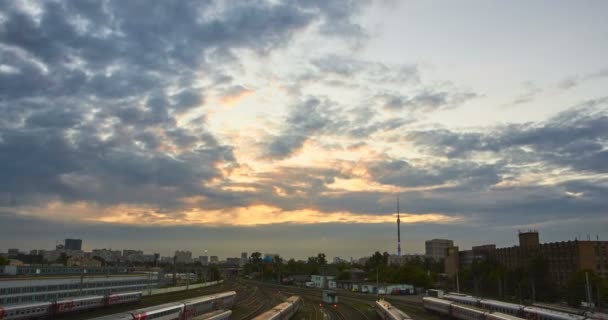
[0,286,148,304]
[147,308,181,319]
[0,280,152,295]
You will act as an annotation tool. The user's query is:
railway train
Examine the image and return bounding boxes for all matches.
[89,291,236,320]
[442,293,608,320]
[251,296,302,320]
[423,296,525,320]
[0,291,142,320]
[191,309,232,320]
[375,299,412,320]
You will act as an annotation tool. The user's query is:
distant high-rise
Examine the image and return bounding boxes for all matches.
[425,239,454,261]
[174,250,192,264]
[64,239,82,251]
[397,198,401,257]
[199,256,209,265]
[240,252,247,266]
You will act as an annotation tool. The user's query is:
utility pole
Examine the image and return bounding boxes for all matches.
[585,272,592,309]
[376,268,379,297]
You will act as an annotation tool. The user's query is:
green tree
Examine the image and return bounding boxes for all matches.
[208,265,222,281]
[0,256,9,266]
[564,271,607,307]
[317,253,327,265]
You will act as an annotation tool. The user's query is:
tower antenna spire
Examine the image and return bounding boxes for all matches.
[397,196,401,257]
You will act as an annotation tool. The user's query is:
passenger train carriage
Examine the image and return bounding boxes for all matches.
[88,291,237,320]
[442,293,603,320]
[375,299,412,320]
[251,296,302,320]
[191,309,231,320]
[0,292,142,320]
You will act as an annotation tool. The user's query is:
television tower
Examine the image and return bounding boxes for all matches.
[397,197,401,257]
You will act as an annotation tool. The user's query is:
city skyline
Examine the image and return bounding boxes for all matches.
[1,1,607,259]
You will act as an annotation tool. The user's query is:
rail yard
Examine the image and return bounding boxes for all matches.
[38,279,436,320]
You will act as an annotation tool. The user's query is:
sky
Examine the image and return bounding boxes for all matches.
[1,0,607,260]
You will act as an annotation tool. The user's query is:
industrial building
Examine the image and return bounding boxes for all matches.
[0,273,159,305]
[444,231,608,285]
[425,239,454,261]
[1,265,132,276]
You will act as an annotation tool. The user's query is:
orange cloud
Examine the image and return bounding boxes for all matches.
[219,88,254,106]
[10,202,463,227]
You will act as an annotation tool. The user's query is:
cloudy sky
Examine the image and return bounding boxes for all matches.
[1,0,607,260]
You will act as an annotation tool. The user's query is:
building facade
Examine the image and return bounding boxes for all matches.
[444,231,608,286]
[425,239,454,261]
[64,239,82,251]
[494,232,608,285]
[174,251,192,264]
[0,274,158,305]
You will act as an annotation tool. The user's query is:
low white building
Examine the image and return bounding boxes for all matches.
[311,275,335,288]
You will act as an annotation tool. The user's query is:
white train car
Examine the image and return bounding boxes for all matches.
[375,299,412,320]
[55,295,106,314]
[182,291,236,320]
[444,294,480,307]
[480,299,524,316]
[487,312,527,320]
[192,309,232,320]
[451,303,487,320]
[523,307,586,320]
[87,312,135,320]
[130,302,184,320]
[423,296,453,315]
[106,292,143,306]
[0,302,52,320]
[251,296,302,320]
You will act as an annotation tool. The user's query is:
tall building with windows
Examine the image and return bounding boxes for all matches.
[64,239,82,251]
[444,231,608,285]
[425,239,454,261]
[240,252,247,266]
[174,250,192,264]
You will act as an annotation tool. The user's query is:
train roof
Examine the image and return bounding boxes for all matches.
[192,309,232,320]
[376,300,412,320]
[56,295,105,303]
[0,301,53,310]
[130,301,183,314]
[87,312,134,320]
[481,299,523,309]
[422,297,453,305]
[181,291,236,304]
[524,306,586,320]
[487,312,526,320]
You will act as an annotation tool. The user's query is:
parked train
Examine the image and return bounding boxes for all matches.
[191,309,232,320]
[0,291,142,320]
[442,293,608,320]
[423,297,525,320]
[251,296,302,320]
[375,299,412,320]
[89,291,236,320]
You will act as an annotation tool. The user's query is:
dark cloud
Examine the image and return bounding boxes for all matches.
[407,98,608,173]
[380,90,478,112]
[311,55,419,84]
[266,98,332,159]
[367,159,503,190]
[0,0,372,212]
